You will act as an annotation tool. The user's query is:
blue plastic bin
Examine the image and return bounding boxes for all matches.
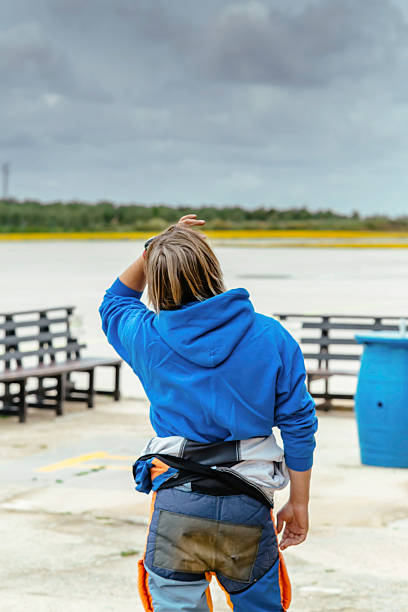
[354,333,408,467]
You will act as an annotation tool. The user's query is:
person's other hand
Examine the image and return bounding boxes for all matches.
[276,501,309,550]
[178,214,205,226]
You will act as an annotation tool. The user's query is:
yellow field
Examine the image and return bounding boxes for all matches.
[1,229,408,247]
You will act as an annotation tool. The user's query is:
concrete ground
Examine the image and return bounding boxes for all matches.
[0,399,407,612]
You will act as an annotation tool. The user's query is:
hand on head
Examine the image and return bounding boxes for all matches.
[178,214,206,227]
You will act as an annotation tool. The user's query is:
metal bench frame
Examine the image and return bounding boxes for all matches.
[0,306,121,422]
[274,313,404,410]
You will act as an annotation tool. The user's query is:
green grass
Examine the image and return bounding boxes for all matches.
[120,549,140,557]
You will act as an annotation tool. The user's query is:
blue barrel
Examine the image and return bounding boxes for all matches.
[354,333,408,468]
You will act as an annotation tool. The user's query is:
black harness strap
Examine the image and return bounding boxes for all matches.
[134,453,273,508]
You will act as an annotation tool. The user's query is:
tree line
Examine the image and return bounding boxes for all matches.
[0,199,407,232]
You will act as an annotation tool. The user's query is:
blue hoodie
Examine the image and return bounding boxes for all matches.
[99,278,317,471]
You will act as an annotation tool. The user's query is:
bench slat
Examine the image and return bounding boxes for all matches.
[302,322,398,331]
[307,369,358,377]
[1,331,71,347]
[274,313,400,320]
[303,353,361,361]
[311,392,355,400]
[0,306,75,317]
[1,342,85,362]
[0,356,121,382]
[0,316,69,331]
[301,337,359,345]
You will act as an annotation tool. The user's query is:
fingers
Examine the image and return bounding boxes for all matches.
[280,535,306,550]
[276,513,284,534]
[178,214,206,226]
[179,214,197,220]
[184,219,206,225]
[279,529,307,550]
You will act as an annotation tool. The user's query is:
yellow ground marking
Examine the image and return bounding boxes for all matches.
[205,230,408,239]
[98,454,135,461]
[37,452,108,472]
[37,451,136,473]
[1,230,408,242]
[0,231,151,241]
[79,464,130,471]
[220,242,408,248]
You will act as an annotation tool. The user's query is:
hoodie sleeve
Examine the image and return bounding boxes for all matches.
[99,277,151,371]
[274,333,318,472]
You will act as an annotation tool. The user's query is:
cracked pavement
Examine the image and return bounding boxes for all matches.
[0,398,407,611]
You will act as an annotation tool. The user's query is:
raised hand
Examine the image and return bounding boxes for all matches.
[178,214,206,227]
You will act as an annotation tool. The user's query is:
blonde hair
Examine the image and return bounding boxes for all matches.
[144,225,225,311]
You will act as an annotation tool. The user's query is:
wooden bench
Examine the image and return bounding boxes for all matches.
[0,306,121,422]
[273,313,404,410]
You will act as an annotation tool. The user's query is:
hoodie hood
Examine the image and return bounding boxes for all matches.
[154,288,255,368]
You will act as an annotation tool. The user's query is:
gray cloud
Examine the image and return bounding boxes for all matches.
[0,0,408,213]
[202,0,408,87]
[0,22,74,91]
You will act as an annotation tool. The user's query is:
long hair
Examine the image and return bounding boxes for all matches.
[144,225,225,311]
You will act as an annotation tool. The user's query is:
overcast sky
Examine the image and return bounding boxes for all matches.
[1,0,408,214]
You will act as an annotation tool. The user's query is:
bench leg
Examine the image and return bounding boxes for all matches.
[37,375,44,398]
[323,377,332,411]
[19,380,27,423]
[64,372,73,400]
[114,363,121,402]
[56,374,66,416]
[87,369,95,409]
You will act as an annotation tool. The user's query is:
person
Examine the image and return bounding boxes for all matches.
[99,214,318,612]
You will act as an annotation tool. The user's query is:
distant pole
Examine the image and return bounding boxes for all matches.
[2,163,10,199]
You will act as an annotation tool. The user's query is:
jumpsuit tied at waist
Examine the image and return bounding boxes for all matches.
[134,434,292,612]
